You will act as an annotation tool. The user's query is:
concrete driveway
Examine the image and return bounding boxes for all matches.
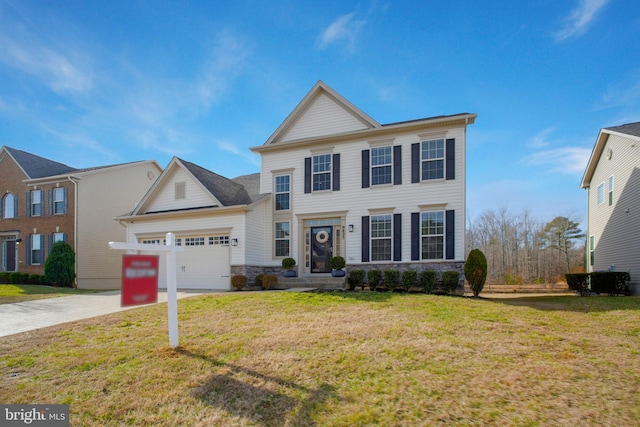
[0,290,208,337]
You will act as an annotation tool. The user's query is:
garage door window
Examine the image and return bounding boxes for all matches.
[210,236,230,245]
[185,237,205,246]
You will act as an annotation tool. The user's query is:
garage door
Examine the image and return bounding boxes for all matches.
[152,235,230,290]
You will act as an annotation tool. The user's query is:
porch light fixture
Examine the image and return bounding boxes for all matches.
[348,224,354,232]
[231,238,238,246]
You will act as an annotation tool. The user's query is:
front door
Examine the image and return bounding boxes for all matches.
[311,226,332,273]
[3,240,16,272]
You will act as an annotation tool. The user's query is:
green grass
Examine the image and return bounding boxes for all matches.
[0,284,107,304]
[1,292,639,426]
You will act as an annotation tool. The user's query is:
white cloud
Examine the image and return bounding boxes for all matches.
[522,146,592,175]
[0,28,92,95]
[527,127,556,149]
[554,0,609,42]
[318,12,366,52]
[217,141,260,167]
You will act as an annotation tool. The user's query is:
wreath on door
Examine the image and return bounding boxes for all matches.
[315,230,329,243]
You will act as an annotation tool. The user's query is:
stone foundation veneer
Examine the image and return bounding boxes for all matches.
[231,261,465,287]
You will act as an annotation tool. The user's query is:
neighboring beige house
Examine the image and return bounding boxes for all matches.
[581,121,640,295]
[0,146,162,289]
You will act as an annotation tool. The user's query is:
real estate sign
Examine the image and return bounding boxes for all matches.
[121,254,159,307]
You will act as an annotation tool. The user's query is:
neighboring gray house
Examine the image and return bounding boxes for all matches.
[581,121,640,295]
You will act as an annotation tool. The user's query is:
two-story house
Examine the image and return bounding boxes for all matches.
[0,146,162,289]
[581,122,640,295]
[118,81,475,290]
[251,81,476,279]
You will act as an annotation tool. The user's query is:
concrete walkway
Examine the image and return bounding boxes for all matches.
[0,290,209,338]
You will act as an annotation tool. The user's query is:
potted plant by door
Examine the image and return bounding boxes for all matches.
[282,257,297,277]
[330,256,346,277]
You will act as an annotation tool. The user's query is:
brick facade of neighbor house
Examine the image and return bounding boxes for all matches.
[0,146,162,288]
[0,149,76,277]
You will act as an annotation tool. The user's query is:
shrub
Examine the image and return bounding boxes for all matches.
[401,270,417,291]
[383,270,399,291]
[262,274,278,290]
[441,271,460,294]
[281,257,296,270]
[254,274,264,288]
[9,272,28,284]
[349,269,366,290]
[591,271,630,296]
[367,269,382,291]
[44,241,76,288]
[0,272,9,284]
[28,274,42,285]
[330,256,346,270]
[565,273,590,296]
[231,275,247,290]
[420,270,437,294]
[464,249,488,297]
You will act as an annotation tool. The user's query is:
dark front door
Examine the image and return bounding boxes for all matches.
[4,240,16,272]
[311,226,332,273]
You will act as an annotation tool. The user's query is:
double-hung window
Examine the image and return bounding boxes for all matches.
[421,139,445,180]
[312,154,332,191]
[608,176,614,206]
[30,190,43,216]
[53,188,66,214]
[3,194,15,219]
[371,214,392,261]
[31,234,43,265]
[371,146,392,185]
[275,175,291,210]
[275,221,290,257]
[596,182,605,205]
[421,211,444,259]
[589,235,595,266]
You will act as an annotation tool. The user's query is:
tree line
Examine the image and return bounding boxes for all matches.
[465,207,585,284]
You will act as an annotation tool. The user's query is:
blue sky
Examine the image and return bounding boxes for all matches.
[1,1,638,226]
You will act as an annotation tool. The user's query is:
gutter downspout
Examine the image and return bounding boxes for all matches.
[67,176,79,287]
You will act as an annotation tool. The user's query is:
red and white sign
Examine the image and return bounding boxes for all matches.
[121,254,159,307]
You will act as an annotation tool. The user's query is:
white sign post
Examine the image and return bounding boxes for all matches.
[109,232,184,348]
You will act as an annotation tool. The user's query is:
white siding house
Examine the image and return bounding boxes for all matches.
[581,122,640,295]
[117,81,476,289]
[251,81,476,279]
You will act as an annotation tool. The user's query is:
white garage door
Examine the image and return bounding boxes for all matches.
[152,235,230,290]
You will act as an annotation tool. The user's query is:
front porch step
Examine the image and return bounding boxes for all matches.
[277,276,346,290]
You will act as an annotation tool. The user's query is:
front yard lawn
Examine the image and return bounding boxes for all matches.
[0,284,106,304]
[1,292,639,426]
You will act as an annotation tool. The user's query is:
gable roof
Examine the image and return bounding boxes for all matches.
[179,158,253,206]
[2,146,76,178]
[581,121,640,188]
[262,80,381,146]
[130,157,259,217]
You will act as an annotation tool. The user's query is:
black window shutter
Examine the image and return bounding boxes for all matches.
[0,195,3,218]
[13,194,18,218]
[48,189,53,215]
[304,157,311,194]
[446,210,455,259]
[393,145,402,185]
[393,213,402,261]
[332,153,340,191]
[48,234,53,254]
[361,150,370,188]
[361,216,370,262]
[63,187,68,214]
[411,143,420,183]
[446,138,455,180]
[411,212,420,260]
[25,236,31,264]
